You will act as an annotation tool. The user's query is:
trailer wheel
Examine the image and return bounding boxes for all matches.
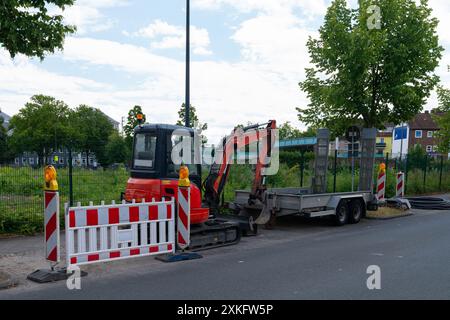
[334,201,349,226]
[348,199,363,224]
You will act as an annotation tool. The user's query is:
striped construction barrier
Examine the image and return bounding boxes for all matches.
[45,191,60,263]
[376,167,386,202]
[177,186,190,250]
[65,199,175,267]
[396,172,405,198]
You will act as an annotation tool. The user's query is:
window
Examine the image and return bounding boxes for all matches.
[59,157,64,164]
[134,133,157,169]
[22,157,27,164]
[380,138,385,143]
[427,131,433,138]
[167,132,200,176]
[426,145,432,153]
[15,158,19,164]
[415,130,422,138]
[29,158,34,165]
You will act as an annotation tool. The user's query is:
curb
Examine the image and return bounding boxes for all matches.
[365,212,414,221]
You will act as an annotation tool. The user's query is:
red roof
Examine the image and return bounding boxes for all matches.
[408,111,442,130]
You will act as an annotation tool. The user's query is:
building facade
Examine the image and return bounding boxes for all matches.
[392,110,443,158]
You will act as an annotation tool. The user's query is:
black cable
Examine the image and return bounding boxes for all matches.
[405,197,450,210]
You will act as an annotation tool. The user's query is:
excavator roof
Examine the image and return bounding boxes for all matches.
[134,123,195,133]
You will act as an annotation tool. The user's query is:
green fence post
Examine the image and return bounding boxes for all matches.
[423,154,428,194]
[385,152,389,196]
[300,150,305,187]
[333,149,337,193]
[439,155,444,191]
[68,147,73,206]
[404,155,409,195]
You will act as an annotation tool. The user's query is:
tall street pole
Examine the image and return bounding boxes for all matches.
[185,0,190,128]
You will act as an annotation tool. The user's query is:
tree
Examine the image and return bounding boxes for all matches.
[69,105,114,167]
[278,122,303,140]
[0,0,76,59]
[124,105,146,155]
[433,86,450,154]
[408,144,427,170]
[105,132,130,166]
[124,105,146,139]
[278,122,318,140]
[9,95,71,165]
[176,103,208,144]
[298,0,443,135]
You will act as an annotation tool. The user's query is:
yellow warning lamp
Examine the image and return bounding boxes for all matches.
[179,165,190,187]
[44,165,58,191]
[379,163,386,173]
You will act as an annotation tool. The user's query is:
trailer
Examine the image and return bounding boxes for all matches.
[232,188,377,226]
[229,127,379,227]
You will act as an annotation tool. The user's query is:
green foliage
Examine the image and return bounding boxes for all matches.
[124,105,146,154]
[279,122,317,140]
[0,166,129,234]
[0,116,12,163]
[407,144,427,170]
[278,122,303,140]
[279,151,314,168]
[433,86,450,153]
[0,0,76,59]
[176,103,208,144]
[8,95,71,162]
[298,0,443,135]
[124,105,146,139]
[105,132,130,166]
[68,105,114,166]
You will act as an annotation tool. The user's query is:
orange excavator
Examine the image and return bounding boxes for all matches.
[124,120,277,250]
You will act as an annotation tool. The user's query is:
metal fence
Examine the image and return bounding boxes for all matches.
[1,150,449,234]
[285,150,449,197]
[0,165,129,234]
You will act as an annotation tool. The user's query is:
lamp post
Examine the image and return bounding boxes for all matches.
[185,0,190,128]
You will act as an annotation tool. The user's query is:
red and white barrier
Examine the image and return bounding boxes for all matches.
[396,172,405,198]
[177,187,190,250]
[65,199,175,267]
[45,191,60,263]
[376,169,386,201]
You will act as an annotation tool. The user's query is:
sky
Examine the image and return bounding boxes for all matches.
[0,0,449,144]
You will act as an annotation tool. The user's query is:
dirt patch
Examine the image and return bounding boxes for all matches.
[366,206,412,219]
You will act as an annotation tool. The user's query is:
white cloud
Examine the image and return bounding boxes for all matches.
[2,0,449,143]
[429,0,450,45]
[50,0,129,35]
[192,0,327,16]
[133,20,213,55]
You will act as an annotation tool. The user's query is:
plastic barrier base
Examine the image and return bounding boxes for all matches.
[156,251,203,263]
[27,268,88,283]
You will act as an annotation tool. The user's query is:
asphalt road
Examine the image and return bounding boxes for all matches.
[1,209,450,300]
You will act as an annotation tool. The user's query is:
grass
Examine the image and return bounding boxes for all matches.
[366,206,410,219]
[1,162,449,235]
[0,166,129,234]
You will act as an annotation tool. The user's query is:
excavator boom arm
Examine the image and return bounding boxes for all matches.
[203,120,277,212]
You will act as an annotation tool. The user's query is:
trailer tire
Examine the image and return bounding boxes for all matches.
[348,199,364,224]
[334,201,349,226]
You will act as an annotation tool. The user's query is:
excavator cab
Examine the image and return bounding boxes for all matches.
[124,120,277,249]
[124,124,209,225]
